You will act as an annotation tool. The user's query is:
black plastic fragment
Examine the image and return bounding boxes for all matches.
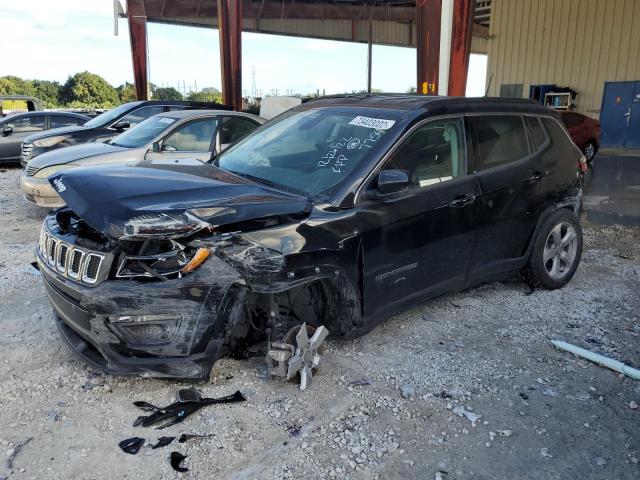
[132,390,246,430]
[170,452,189,472]
[151,436,176,449]
[178,433,212,443]
[30,261,40,271]
[119,437,145,455]
[177,387,201,403]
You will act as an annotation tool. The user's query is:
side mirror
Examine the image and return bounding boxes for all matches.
[2,126,12,137]
[377,169,410,195]
[113,121,130,131]
[152,141,161,152]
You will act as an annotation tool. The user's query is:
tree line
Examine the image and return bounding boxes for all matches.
[0,72,222,109]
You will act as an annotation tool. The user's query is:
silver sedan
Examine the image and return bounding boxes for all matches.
[21,109,265,207]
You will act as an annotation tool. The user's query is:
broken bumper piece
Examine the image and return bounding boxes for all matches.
[39,249,244,380]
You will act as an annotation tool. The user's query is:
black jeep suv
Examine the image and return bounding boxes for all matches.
[21,100,230,164]
[36,95,585,382]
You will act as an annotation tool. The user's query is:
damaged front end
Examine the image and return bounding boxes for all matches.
[37,161,337,383]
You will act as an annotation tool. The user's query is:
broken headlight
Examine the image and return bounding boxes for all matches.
[109,314,182,347]
[123,212,211,239]
[116,242,211,280]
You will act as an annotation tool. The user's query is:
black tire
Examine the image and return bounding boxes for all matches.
[584,140,597,163]
[521,209,583,290]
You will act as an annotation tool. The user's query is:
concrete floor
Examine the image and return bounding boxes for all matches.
[584,152,640,227]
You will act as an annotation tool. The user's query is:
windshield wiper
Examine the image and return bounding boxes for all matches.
[229,171,277,188]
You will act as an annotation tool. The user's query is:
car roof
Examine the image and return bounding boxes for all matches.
[156,109,266,122]
[135,100,232,110]
[301,94,556,116]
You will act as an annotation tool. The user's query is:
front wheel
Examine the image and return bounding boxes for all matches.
[584,140,597,162]
[522,209,583,289]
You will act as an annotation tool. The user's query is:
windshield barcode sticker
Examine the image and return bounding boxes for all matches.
[348,116,395,130]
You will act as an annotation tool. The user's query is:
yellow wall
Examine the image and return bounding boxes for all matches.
[487,0,640,117]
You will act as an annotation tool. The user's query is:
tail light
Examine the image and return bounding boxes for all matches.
[578,154,587,174]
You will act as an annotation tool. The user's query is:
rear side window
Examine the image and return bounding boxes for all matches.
[468,115,529,170]
[542,118,580,155]
[525,116,549,151]
[220,116,259,145]
[51,115,84,128]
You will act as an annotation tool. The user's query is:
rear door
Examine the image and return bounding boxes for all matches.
[145,117,220,162]
[359,116,479,317]
[466,114,545,281]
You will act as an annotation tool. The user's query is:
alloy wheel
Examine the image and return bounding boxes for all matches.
[543,222,578,280]
[584,142,595,161]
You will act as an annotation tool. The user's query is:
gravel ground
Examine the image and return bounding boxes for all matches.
[1,165,639,480]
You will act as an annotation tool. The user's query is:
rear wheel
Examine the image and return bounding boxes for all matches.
[522,209,583,289]
[584,140,597,162]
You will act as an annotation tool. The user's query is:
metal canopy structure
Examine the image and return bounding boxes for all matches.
[122,0,489,108]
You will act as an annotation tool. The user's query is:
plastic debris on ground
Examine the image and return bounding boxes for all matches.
[132,388,246,429]
[118,437,145,455]
[151,436,176,449]
[170,452,189,472]
[452,406,481,425]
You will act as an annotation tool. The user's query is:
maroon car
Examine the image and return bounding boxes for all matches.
[560,111,600,162]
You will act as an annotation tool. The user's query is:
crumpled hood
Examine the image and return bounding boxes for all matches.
[28,142,128,169]
[49,158,311,240]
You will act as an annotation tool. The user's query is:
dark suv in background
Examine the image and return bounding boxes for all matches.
[21,100,230,164]
[36,95,585,383]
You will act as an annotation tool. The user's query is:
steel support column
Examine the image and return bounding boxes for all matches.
[218,0,243,111]
[448,0,475,96]
[127,0,149,100]
[416,0,441,95]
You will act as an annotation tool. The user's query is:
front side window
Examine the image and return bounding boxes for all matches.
[120,106,165,127]
[469,115,529,170]
[383,117,465,187]
[110,115,177,148]
[162,118,218,152]
[8,115,45,132]
[217,107,402,197]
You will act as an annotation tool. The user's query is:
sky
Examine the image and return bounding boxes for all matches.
[1,0,487,97]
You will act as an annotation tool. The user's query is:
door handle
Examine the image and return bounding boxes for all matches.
[448,193,476,208]
[528,170,548,183]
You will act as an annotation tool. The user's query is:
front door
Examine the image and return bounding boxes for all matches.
[600,81,640,149]
[0,114,45,161]
[359,117,479,318]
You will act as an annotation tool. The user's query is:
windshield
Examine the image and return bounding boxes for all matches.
[84,102,142,128]
[217,107,402,197]
[110,115,176,148]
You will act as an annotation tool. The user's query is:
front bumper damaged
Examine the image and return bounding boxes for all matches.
[37,245,245,380]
